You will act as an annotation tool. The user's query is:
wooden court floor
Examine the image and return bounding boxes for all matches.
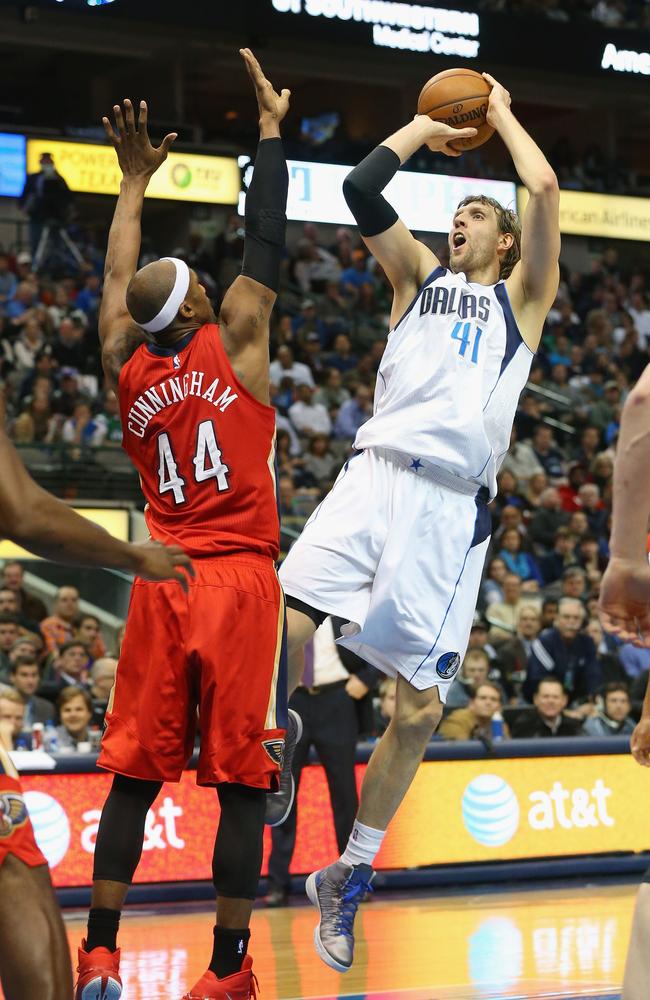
[59,881,633,1000]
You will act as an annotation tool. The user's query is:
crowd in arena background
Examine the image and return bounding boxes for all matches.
[479,0,650,30]
[1,191,650,747]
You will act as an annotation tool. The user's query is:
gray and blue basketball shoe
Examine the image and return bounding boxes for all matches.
[264,708,303,827]
[305,861,375,971]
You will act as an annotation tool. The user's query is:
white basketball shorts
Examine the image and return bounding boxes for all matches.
[279,447,492,698]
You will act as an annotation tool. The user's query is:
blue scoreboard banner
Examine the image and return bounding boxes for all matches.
[0,133,26,198]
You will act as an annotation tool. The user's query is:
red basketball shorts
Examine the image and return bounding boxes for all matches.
[0,771,47,869]
[99,553,288,789]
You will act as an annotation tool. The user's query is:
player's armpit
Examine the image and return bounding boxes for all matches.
[364,221,439,329]
[100,319,146,388]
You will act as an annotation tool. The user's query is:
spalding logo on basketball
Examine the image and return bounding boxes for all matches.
[24,790,71,867]
[436,651,461,679]
[462,775,520,847]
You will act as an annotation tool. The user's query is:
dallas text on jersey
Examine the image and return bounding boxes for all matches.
[126,370,239,439]
[419,286,491,322]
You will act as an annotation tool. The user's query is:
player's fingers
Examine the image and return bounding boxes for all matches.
[482,72,497,87]
[113,104,126,137]
[172,551,195,577]
[240,48,264,84]
[137,99,148,132]
[173,569,189,594]
[159,132,178,155]
[102,116,119,144]
[280,88,291,101]
[123,99,136,135]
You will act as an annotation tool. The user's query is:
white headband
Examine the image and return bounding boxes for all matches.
[138,257,190,334]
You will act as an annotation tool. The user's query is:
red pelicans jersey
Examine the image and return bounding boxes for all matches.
[118,324,278,560]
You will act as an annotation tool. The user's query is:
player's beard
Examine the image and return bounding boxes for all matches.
[450,241,493,279]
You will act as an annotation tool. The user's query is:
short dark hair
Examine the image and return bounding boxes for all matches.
[456,195,521,279]
[74,613,100,629]
[535,677,566,696]
[470,681,503,701]
[58,640,86,656]
[603,682,630,701]
[9,659,39,675]
[57,685,92,712]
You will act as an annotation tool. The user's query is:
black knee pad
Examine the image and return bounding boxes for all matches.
[213,783,266,900]
[92,774,162,884]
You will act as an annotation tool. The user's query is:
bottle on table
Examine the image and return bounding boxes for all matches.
[491,711,505,742]
[44,719,59,753]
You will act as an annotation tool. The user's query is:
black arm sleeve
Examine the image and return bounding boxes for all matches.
[241,137,289,293]
[342,145,401,238]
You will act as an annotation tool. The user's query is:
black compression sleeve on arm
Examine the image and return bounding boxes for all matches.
[342,145,401,238]
[241,137,289,293]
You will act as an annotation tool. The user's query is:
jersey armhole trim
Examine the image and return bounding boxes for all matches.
[495,281,535,369]
[208,324,277,418]
[390,265,446,334]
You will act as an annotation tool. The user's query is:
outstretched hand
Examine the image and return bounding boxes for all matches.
[598,556,650,646]
[482,73,511,127]
[103,99,177,181]
[133,540,195,592]
[240,48,290,127]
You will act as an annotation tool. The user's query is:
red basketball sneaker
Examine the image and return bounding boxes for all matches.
[182,955,258,999]
[74,940,122,999]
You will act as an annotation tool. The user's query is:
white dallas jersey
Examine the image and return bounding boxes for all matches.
[355,266,534,499]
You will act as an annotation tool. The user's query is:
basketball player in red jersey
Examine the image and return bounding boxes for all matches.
[0,385,192,1000]
[75,50,290,1000]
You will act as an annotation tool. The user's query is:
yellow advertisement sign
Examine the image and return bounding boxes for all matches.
[27,139,240,205]
[376,754,648,868]
[518,186,650,242]
[0,507,129,560]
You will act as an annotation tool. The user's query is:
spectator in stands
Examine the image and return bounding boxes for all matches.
[9,659,54,726]
[56,686,93,750]
[497,605,542,697]
[530,487,568,550]
[439,682,509,742]
[540,527,579,585]
[0,687,25,749]
[480,557,507,607]
[561,566,588,601]
[531,425,565,480]
[511,678,583,738]
[445,648,491,709]
[498,528,543,586]
[340,249,376,298]
[334,383,372,440]
[19,150,73,261]
[582,683,635,737]
[571,425,602,467]
[0,589,40,640]
[374,677,396,736]
[8,637,40,670]
[269,344,314,389]
[1,560,47,621]
[89,657,117,728]
[40,639,89,701]
[0,253,17,311]
[501,425,543,487]
[74,614,106,663]
[288,383,332,437]
[0,614,20,682]
[93,390,122,446]
[291,299,328,348]
[524,597,601,702]
[578,482,608,537]
[486,573,527,643]
[525,470,549,510]
[75,273,101,325]
[40,585,80,655]
[313,367,350,415]
[466,614,499,664]
[301,434,339,489]
[52,317,89,373]
[61,400,102,450]
[327,333,358,374]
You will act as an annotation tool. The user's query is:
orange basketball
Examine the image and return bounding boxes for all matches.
[417,68,494,152]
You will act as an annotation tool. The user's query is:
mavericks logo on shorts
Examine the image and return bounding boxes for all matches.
[436,651,461,679]
[0,791,28,838]
[262,738,285,768]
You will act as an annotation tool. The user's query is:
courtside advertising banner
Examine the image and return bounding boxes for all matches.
[518,187,650,243]
[17,754,650,887]
[26,139,240,205]
[239,158,517,232]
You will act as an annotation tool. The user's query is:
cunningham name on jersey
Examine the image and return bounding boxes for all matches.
[355,266,534,499]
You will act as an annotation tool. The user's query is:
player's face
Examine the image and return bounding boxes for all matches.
[448,202,499,278]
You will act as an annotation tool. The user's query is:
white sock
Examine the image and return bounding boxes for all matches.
[340,820,385,868]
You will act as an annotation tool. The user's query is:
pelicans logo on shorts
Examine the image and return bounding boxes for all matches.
[262,739,285,768]
[436,651,461,679]
[0,791,28,838]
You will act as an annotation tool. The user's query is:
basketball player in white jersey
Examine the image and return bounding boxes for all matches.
[598,361,650,1000]
[278,74,560,971]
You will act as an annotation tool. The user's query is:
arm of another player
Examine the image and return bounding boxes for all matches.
[218,49,290,405]
[0,391,193,587]
[99,100,177,388]
[343,117,477,328]
[487,74,560,351]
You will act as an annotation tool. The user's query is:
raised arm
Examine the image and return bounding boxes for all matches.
[489,76,560,351]
[0,392,192,586]
[99,100,177,388]
[343,117,477,328]
[218,49,290,405]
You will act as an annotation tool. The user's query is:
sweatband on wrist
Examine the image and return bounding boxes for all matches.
[241,137,288,294]
[342,145,400,237]
[138,257,190,333]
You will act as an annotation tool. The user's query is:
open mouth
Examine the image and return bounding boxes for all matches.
[452,231,467,251]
